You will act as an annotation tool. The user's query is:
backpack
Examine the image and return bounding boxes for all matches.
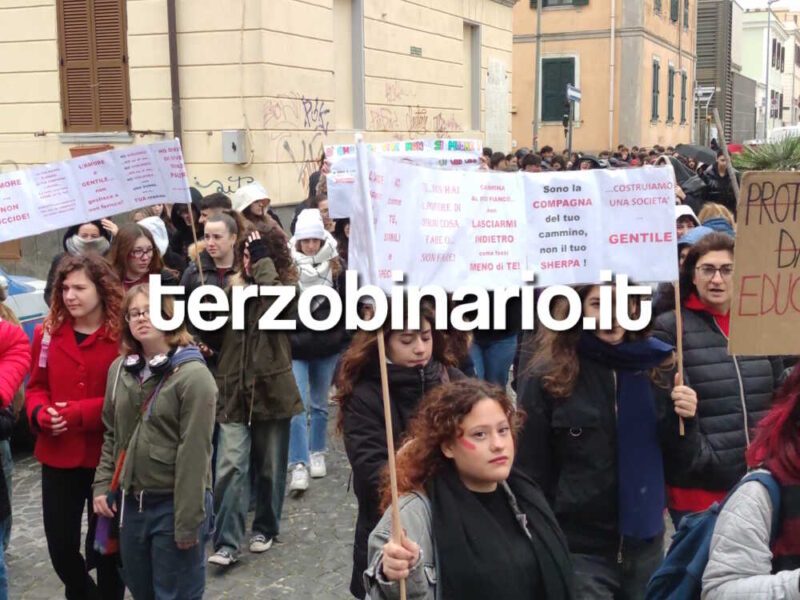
[645,471,781,600]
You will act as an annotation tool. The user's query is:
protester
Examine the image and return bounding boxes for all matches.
[92,286,215,600]
[698,202,736,237]
[168,188,203,263]
[364,379,573,600]
[287,209,346,493]
[701,150,737,216]
[291,171,323,234]
[469,294,520,387]
[106,223,179,291]
[25,254,125,600]
[550,155,567,171]
[481,147,493,167]
[675,205,700,239]
[702,366,800,598]
[232,182,284,231]
[333,218,350,265]
[515,283,697,599]
[652,225,715,317]
[540,146,554,167]
[489,152,508,170]
[521,153,542,173]
[44,220,116,305]
[138,214,187,274]
[653,233,784,527]
[336,302,462,599]
[207,227,303,567]
[0,316,30,599]
[198,192,232,227]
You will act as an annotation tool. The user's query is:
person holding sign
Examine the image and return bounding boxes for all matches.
[25,254,125,600]
[515,284,697,600]
[653,233,785,528]
[335,302,462,599]
[364,379,573,600]
[106,223,179,292]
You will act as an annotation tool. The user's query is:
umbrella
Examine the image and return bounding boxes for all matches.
[675,144,716,165]
[667,156,695,186]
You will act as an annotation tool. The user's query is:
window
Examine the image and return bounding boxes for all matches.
[57,0,131,132]
[670,0,679,22]
[680,71,688,124]
[667,66,675,122]
[772,39,778,67]
[780,92,785,118]
[463,22,481,131]
[529,0,589,7]
[796,44,800,67]
[541,57,575,122]
[333,0,365,129]
[652,60,661,121]
[683,0,689,29]
[780,46,785,72]
[654,0,662,13]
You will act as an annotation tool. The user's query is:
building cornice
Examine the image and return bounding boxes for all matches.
[514,27,697,59]
[490,0,518,7]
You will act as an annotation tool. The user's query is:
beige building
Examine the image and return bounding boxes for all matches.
[0,0,515,274]
[512,0,696,153]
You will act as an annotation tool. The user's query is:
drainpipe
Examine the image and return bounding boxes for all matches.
[167,0,182,142]
[609,0,615,148]
[533,0,543,151]
[678,0,683,137]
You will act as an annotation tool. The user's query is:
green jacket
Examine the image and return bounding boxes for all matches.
[212,258,303,424]
[93,351,216,543]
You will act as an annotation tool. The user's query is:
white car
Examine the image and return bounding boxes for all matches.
[0,268,48,342]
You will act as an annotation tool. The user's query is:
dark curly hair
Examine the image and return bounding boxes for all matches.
[235,221,298,285]
[380,379,525,511]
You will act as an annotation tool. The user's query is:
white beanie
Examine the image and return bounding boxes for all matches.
[294,209,326,241]
[138,216,169,257]
[232,182,270,213]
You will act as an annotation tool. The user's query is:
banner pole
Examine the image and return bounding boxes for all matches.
[674,281,685,436]
[187,203,205,286]
[376,328,407,600]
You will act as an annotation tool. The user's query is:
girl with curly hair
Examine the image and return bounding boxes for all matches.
[364,379,573,600]
[516,284,697,599]
[25,254,125,600]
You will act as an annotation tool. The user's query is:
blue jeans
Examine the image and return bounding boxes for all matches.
[120,492,212,600]
[289,356,338,467]
[213,419,290,555]
[0,441,11,550]
[469,334,518,387]
[0,517,7,600]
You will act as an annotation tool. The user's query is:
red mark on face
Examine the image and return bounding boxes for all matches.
[459,437,476,451]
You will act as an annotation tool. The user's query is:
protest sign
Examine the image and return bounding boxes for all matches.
[326,138,482,219]
[349,149,678,291]
[729,171,800,355]
[0,139,190,243]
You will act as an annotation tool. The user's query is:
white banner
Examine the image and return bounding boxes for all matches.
[0,139,190,243]
[351,148,679,291]
[326,138,482,219]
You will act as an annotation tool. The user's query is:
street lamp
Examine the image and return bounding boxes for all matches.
[765,0,779,140]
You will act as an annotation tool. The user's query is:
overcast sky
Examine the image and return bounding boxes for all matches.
[738,0,800,10]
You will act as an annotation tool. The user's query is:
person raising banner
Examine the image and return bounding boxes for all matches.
[515,284,697,599]
[335,301,463,599]
[364,379,573,600]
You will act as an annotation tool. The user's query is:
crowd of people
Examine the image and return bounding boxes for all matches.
[0,141,796,600]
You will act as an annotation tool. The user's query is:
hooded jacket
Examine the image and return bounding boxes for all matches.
[342,358,463,598]
[169,194,202,261]
[701,164,737,216]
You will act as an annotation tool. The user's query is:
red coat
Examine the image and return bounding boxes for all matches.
[0,319,30,408]
[25,322,119,469]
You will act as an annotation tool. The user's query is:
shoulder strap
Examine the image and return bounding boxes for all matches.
[742,472,782,542]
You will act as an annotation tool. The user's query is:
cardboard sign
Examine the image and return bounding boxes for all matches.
[0,139,190,243]
[729,171,800,355]
[350,146,679,291]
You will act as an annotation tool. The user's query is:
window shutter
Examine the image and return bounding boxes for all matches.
[670,0,679,21]
[683,0,689,28]
[93,0,130,130]
[541,58,574,122]
[680,72,687,123]
[668,67,675,122]
[652,61,660,121]
[58,0,94,131]
[572,0,589,5]
[655,0,662,12]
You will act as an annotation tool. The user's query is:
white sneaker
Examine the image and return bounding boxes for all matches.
[208,549,237,566]
[289,463,309,494]
[309,452,327,478]
[249,534,273,553]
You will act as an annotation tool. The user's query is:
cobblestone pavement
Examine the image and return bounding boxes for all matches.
[8,414,358,599]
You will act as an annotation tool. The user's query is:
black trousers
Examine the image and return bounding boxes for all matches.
[41,465,125,600]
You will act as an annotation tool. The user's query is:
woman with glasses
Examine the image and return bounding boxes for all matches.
[653,232,785,528]
[106,223,179,292]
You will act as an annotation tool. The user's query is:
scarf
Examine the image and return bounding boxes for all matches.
[289,233,338,292]
[65,235,110,256]
[577,332,674,540]
[428,464,572,600]
[685,293,730,336]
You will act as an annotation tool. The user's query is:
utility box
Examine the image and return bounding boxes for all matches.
[222,130,248,164]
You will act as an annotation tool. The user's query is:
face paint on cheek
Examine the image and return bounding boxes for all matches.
[459,437,477,451]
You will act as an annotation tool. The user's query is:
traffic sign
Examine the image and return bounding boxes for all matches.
[566,84,582,103]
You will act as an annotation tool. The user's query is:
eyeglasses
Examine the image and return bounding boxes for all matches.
[125,309,150,323]
[129,247,154,259]
[695,264,734,279]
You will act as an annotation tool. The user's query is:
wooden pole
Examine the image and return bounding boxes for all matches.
[187,202,205,286]
[674,282,685,436]
[376,328,407,600]
[712,108,740,207]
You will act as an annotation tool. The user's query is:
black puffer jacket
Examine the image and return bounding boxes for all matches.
[653,307,783,491]
[289,270,347,361]
[341,358,463,599]
[515,356,689,555]
[701,164,737,216]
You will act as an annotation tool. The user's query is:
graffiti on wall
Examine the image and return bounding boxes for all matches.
[368,105,462,137]
[193,175,255,194]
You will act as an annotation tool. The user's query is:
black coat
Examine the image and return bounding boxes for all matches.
[341,359,463,598]
[289,269,347,361]
[653,308,783,491]
[515,356,688,555]
[701,164,737,216]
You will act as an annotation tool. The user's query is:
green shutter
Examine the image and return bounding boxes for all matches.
[680,72,687,123]
[531,0,588,7]
[652,61,660,121]
[683,0,689,27]
[654,0,662,12]
[541,58,575,122]
[573,0,589,5]
[667,67,675,122]
[670,0,679,21]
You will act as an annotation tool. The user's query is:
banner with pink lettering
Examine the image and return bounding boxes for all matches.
[0,139,190,243]
[350,147,678,291]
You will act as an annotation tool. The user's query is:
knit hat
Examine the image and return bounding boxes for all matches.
[138,216,169,257]
[678,225,714,248]
[232,182,270,213]
[294,209,326,241]
[675,204,700,226]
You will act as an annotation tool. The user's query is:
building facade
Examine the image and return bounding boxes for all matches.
[512,0,696,153]
[0,0,516,276]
